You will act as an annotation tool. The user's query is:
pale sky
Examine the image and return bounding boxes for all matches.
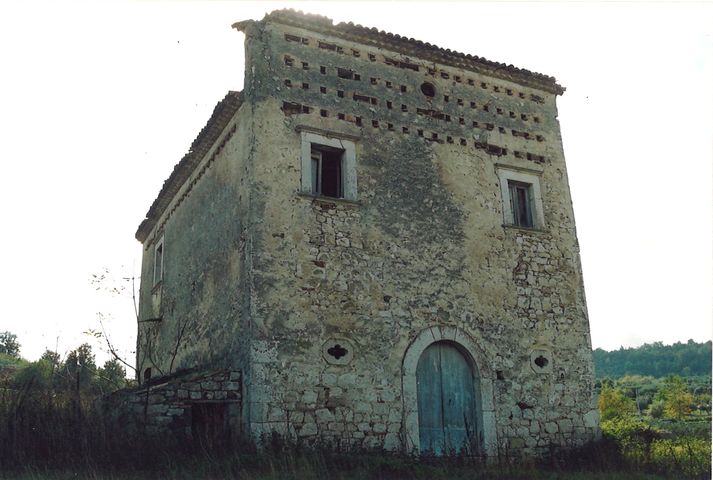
[1,1,711,367]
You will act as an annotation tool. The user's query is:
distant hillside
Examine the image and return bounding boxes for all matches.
[593,340,712,378]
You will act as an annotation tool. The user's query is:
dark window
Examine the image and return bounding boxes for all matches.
[153,241,163,285]
[509,181,533,228]
[143,367,152,383]
[311,146,343,198]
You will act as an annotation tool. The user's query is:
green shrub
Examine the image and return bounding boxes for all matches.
[649,437,711,478]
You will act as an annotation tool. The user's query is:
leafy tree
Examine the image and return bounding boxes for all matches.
[64,343,97,390]
[13,358,54,390]
[647,398,665,419]
[598,383,636,420]
[660,375,694,421]
[96,358,127,393]
[593,340,712,378]
[0,331,20,358]
[40,349,61,368]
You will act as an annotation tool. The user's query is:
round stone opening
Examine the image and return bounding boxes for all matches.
[420,82,436,97]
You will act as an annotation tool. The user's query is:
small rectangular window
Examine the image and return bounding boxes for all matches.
[311,147,343,198]
[301,133,356,200]
[153,238,164,285]
[508,181,533,228]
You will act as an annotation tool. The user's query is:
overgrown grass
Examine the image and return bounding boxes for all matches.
[1,383,709,479]
[2,450,677,480]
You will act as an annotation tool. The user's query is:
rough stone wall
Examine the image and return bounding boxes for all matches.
[238,17,598,456]
[105,369,241,439]
[137,106,252,379]
[133,11,598,457]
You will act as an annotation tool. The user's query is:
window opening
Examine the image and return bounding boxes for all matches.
[153,238,164,285]
[319,41,338,51]
[311,147,343,198]
[337,68,355,79]
[420,82,436,97]
[144,367,152,383]
[327,344,348,360]
[508,181,533,228]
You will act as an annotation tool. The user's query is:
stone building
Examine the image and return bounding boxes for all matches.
[131,9,599,457]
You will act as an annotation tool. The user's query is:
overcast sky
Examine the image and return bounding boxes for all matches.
[1,1,711,366]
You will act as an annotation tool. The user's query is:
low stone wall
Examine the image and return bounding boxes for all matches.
[105,368,241,440]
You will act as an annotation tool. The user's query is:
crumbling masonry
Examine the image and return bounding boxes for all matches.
[126,10,599,457]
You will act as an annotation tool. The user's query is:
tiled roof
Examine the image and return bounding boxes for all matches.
[234,9,564,95]
[135,91,243,242]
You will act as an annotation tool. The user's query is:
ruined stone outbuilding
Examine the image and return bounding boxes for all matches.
[126,10,599,457]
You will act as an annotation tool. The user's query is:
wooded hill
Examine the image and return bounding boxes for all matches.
[593,340,712,378]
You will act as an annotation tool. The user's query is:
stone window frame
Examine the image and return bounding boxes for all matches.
[496,167,545,230]
[153,235,165,287]
[300,131,357,201]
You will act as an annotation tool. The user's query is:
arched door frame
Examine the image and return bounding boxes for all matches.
[401,326,497,456]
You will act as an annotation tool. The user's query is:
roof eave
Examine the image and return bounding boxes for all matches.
[135,91,244,244]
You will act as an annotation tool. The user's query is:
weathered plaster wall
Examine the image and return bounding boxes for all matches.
[137,106,252,378]
[238,19,597,456]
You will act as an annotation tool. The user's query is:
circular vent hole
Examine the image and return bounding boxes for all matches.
[327,344,348,360]
[420,82,436,97]
[534,355,549,369]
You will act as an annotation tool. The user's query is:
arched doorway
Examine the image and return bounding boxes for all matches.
[417,341,478,455]
[401,326,496,457]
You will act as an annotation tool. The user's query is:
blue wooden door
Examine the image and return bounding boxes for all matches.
[416,342,477,455]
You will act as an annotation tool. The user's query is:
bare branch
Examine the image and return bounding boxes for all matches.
[98,314,136,373]
[168,317,192,374]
